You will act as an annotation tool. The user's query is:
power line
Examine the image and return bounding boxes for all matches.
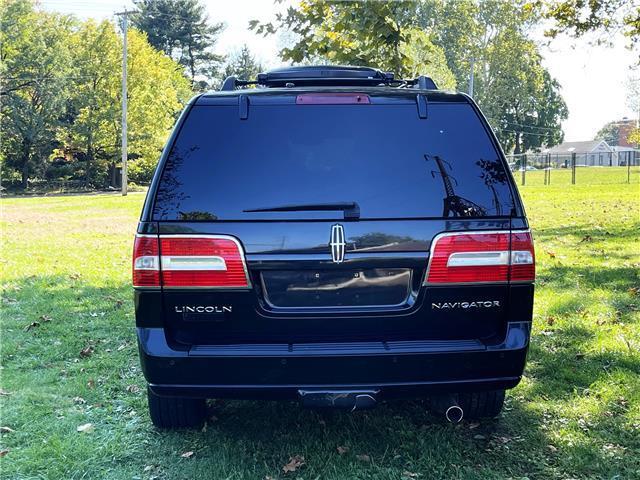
[486,118,560,132]
[493,128,556,138]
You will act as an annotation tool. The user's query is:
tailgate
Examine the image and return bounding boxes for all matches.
[156,219,512,344]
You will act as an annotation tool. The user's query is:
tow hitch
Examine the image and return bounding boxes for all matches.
[298,390,379,410]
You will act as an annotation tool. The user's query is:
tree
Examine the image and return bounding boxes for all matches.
[398,29,457,88]
[419,0,482,93]
[250,0,456,87]
[626,71,640,147]
[220,45,263,82]
[0,0,74,188]
[57,22,192,187]
[59,19,121,187]
[475,30,568,153]
[126,29,193,182]
[537,0,640,47]
[131,0,224,89]
[594,121,621,144]
[1,1,192,190]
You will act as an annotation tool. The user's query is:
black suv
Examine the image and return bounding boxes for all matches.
[133,66,535,428]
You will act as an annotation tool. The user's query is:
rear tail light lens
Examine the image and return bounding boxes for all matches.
[132,235,160,287]
[425,231,535,284]
[510,231,536,281]
[132,235,250,288]
[159,236,250,288]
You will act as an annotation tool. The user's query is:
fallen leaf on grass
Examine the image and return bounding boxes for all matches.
[0,427,15,433]
[356,454,371,462]
[402,472,421,479]
[629,287,640,297]
[580,235,593,243]
[79,346,94,358]
[337,446,349,455]
[546,251,556,259]
[282,455,305,473]
[546,316,555,326]
[126,384,140,393]
[180,451,194,458]
[73,396,86,404]
[39,315,52,322]
[76,423,94,433]
[87,379,95,389]
[24,321,40,331]
[0,450,8,457]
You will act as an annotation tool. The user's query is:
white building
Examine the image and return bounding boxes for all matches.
[545,140,617,166]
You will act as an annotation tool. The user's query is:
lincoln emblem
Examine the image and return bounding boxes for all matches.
[329,224,346,263]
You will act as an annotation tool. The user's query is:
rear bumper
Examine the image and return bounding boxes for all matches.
[138,322,530,399]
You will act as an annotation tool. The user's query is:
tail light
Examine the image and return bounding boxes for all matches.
[133,235,250,288]
[425,230,535,284]
[132,235,160,287]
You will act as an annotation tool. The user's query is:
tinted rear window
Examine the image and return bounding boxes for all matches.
[153,101,515,220]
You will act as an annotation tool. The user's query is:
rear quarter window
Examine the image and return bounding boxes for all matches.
[152,100,515,220]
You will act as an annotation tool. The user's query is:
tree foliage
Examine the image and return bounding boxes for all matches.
[594,121,621,144]
[250,0,456,88]
[131,0,224,89]
[1,0,192,190]
[472,25,568,153]
[0,0,74,188]
[536,0,640,47]
[221,45,263,82]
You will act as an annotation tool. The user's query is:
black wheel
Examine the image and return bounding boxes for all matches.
[147,386,207,429]
[458,389,505,419]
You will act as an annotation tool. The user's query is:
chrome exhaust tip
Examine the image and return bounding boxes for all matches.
[445,404,464,423]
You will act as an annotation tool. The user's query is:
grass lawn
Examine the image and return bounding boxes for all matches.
[1,173,639,479]
[513,165,640,187]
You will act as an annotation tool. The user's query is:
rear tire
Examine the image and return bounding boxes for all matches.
[458,389,505,419]
[147,386,207,429]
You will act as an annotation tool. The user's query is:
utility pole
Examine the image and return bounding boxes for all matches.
[468,57,475,97]
[115,10,129,196]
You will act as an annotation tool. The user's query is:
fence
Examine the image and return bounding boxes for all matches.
[505,151,640,186]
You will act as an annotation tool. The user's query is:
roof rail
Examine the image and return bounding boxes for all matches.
[220,75,258,91]
[218,66,438,91]
[415,75,438,90]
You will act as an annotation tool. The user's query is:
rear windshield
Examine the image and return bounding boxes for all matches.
[152,101,515,220]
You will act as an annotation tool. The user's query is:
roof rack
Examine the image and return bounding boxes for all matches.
[219,65,438,91]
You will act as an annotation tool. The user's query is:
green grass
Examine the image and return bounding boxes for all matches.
[1,173,639,479]
[514,165,640,187]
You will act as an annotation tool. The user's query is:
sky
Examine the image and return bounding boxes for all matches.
[39,0,639,142]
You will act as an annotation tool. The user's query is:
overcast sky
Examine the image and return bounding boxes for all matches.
[39,0,639,142]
